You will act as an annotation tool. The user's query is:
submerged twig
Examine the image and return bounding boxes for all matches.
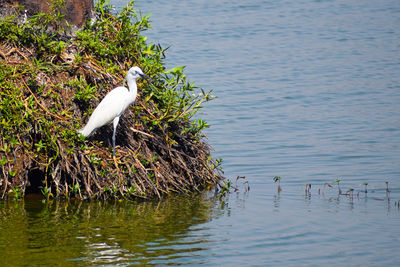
[233,176,250,193]
[385,181,390,200]
[361,182,368,194]
[273,176,282,194]
[332,178,342,195]
[305,183,311,195]
[322,182,332,195]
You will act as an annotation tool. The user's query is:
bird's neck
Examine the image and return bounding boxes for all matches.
[127,78,138,94]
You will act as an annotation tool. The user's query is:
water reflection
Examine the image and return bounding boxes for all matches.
[0,193,222,266]
[273,194,280,211]
[1,186,399,266]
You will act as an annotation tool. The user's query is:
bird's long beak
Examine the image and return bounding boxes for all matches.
[139,73,152,85]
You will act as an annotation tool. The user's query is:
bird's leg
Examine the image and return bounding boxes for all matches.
[112,116,120,158]
[112,117,120,169]
[112,129,116,157]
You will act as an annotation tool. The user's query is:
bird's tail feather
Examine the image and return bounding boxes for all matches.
[78,125,93,137]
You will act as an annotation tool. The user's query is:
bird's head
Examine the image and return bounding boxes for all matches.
[126,66,151,83]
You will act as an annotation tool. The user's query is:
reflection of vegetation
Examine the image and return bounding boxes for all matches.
[0,193,221,265]
[0,0,223,199]
[361,182,368,193]
[385,181,390,198]
[332,178,342,195]
[304,183,311,195]
[322,182,333,195]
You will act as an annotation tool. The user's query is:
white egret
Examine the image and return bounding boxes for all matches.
[78,66,150,156]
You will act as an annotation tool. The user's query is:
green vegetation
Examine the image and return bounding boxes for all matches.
[0,0,223,199]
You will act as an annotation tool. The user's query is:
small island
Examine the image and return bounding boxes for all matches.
[0,0,224,200]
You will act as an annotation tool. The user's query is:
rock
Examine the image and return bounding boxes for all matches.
[1,0,93,27]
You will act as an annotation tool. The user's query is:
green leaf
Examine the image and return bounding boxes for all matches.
[165,66,185,74]
[0,157,7,166]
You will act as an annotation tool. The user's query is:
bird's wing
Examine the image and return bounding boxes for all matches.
[86,87,129,129]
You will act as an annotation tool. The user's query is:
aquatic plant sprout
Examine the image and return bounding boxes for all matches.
[273,176,282,193]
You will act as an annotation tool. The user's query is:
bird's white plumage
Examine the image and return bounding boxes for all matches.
[78,86,136,137]
[78,66,148,155]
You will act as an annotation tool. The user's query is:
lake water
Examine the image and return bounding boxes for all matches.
[1,0,400,266]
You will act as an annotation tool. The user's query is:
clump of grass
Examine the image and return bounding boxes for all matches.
[0,0,223,199]
[217,180,231,200]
